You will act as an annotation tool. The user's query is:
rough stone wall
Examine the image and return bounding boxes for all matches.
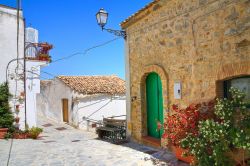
[123,0,250,145]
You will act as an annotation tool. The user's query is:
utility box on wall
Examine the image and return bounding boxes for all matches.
[174,82,181,99]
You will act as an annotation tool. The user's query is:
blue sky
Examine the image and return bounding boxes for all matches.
[1,0,152,79]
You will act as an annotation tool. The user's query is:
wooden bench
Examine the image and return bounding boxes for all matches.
[96,118,126,143]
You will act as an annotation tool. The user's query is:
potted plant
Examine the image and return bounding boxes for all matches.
[38,54,52,62]
[20,92,25,97]
[14,117,20,123]
[0,128,8,139]
[0,83,14,139]
[15,104,20,113]
[162,102,214,163]
[15,104,19,110]
[13,129,28,139]
[28,127,43,139]
[181,88,250,166]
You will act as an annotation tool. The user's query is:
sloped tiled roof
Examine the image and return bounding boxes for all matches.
[40,80,52,87]
[57,75,126,95]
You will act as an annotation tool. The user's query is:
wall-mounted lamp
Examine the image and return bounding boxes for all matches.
[96,8,126,39]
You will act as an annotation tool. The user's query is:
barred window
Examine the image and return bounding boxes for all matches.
[224,77,250,108]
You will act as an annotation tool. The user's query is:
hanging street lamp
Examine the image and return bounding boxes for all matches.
[96,8,108,29]
[96,8,126,39]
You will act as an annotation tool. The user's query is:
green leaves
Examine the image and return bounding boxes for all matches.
[180,87,250,166]
[0,83,14,129]
[28,127,43,139]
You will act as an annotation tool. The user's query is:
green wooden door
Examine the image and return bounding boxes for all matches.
[146,72,164,139]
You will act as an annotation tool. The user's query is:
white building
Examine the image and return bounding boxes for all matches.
[0,5,25,129]
[25,27,39,57]
[0,4,48,129]
[37,76,126,130]
[25,27,48,128]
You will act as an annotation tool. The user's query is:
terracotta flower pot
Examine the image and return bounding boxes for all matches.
[27,133,41,139]
[226,148,250,165]
[0,128,8,139]
[38,56,48,61]
[13,133,28,139]
[172,146,195,164]
[20,92,25,96]
[15,117,20,123]
[15,105,20,112]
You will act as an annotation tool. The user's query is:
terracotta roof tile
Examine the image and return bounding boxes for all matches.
[40,80,52,87]
[57,75,125,95]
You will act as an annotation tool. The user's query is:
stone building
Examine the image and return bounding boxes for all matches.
[121,0,250,147]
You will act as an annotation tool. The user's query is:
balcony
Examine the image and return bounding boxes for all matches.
[25,42,53,62]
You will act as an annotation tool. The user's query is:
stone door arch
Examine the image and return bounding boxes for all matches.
[140,65,168,141]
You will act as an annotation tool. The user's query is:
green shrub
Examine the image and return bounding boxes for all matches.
[28,127,43,139]
[181,87,250,166]
[0,83,14,130]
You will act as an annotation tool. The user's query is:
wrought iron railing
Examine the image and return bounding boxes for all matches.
[25,42,53,62]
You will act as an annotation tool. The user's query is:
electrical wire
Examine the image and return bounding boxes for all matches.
[7,36,122,87]
[27,36,122,77]
[7,1,21,165]
[16,0,20,69]
[84,96,123,119]
[14,0,21,101]
[50,37,121,64]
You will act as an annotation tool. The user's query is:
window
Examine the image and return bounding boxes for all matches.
[224,77,250,108]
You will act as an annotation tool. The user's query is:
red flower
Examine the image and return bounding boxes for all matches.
[162,133,168,139]
[157,121,162,130]
[161,102,214,146]
[172,104,179,111]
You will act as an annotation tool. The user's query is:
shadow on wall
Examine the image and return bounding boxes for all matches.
[73,95,126,130]
[37,91,58,122]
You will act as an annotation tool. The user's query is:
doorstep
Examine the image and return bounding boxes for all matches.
[142,136,161,148]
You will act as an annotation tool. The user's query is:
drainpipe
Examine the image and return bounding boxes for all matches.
[124,31,132,139]
[23,18,27,128]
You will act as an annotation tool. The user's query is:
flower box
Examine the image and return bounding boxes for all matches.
[13,133,28,139]
[0,128,8,139]
[38,54,51,62]
[172,146,195,164]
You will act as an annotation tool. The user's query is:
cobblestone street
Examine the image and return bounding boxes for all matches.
[0,116,187,166]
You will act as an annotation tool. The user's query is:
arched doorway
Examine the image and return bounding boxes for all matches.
[146,72,163,139]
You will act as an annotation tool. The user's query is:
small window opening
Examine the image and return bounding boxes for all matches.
[223,76,250,108]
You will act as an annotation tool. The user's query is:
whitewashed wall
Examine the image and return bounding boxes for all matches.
[37,79,126,130]
[25,61,47,128]
[0,6,25,129]
[37,78,73,123]
[73,94,126,130]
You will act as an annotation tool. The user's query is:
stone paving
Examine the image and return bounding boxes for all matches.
[0,116,188,166]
